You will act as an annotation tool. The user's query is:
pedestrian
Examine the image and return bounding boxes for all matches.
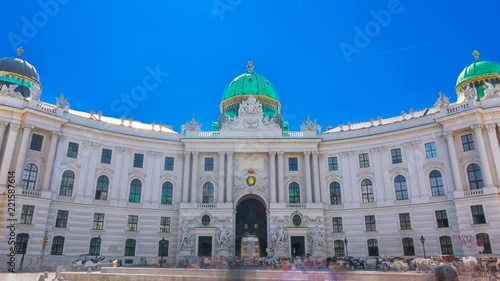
[434,256,459,281]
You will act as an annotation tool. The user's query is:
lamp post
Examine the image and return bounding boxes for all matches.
[344,238,348,258]
[160,237,166,267]
[420,235,426,259]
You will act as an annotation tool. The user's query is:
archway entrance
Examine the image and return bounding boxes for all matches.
[235,196,267,257]
[198,236,212,257]
[291,236,305,257]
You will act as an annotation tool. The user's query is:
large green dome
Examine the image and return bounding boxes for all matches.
[220,61,281,119]
[455,51,500,94]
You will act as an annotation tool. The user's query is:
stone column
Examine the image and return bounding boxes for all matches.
[144,151,156,203]
[226,152,234,203]
[0,121,7,150]
[472,125,494,188]
[304,151,312,203]
[277,152,284,203]
[218,151,225,203]
[436,135,454,195]
[348,151,360,203]
[76,142,92,198]
[485,124,500,184]
[445,131,463,192]
[339,152,351,203]
[0,124,20,192]
[118,148,132,201]
[49,135,69,193]
[311,152,321,203]
[110,147,125,201]
[378,147,393,201]
[175,153,184,204]
[370,147,385,202]
[269,151,277,203]
[41,132,60,192]
[182,152,191,203]
[412,141,428,197]
[318,154,328,204]
[190,152,199,203]
[403,142,420,199]
[14,124,34,177]
[84,143,100,198]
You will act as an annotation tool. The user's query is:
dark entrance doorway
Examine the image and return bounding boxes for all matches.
[291,236,305,257]
[235,196,267,257]
[198,236,212,257]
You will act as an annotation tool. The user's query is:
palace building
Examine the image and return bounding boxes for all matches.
[0,49,499,270]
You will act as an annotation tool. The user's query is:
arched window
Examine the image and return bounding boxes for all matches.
[334,240,345,257]
[59,170,75,197]
[129,179,142,203]
[158,239,169,257]
[476,233,492,254]
[429,170,445,196]
[124,239,136,256]
[95,175,109,200]
[21,163,38,190]
[161,182,173,205]
[329,182,342,205]
[51,236,65,255]
[394,175,408,200]
[202,182,214,203]
[367,239,379,256]
[15,233,29,254]
[361,179,374,203]
[402,237,415,256]
[439,236,453,255]
[89,237,101,256]
[288,182,300,203]
[467,164,484,190]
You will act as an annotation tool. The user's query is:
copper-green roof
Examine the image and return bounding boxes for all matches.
[455,60,500,91]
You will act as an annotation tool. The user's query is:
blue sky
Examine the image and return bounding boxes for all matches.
[2,0,499,131]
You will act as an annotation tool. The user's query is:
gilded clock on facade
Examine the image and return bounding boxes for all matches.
[246,176,256,186]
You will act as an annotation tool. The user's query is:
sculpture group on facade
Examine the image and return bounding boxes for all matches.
[484,81,500,98]
[308,226,325,248]
[0,84,21,98]
[180,224,194,250]
[434,91,451,109]
[272,225,287,249]
[216,225,232,249]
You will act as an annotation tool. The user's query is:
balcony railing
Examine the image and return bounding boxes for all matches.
[196,203,216,209]
[56,195,75,202]
[286,203,306,209]
[446,103,469,114]
[21,189,41,197]
[463,189,484,197]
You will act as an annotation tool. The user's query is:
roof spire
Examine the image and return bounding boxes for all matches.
[17,46,24,58]
[472,50,480,61]
[247,60,254,72]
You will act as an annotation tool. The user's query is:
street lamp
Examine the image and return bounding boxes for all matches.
[344,238,348,258]
[420,235,426,259]
[160,237,166,267]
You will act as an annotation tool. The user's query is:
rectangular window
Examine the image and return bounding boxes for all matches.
[55,210,69,228]
[204,157,214,171]
[391,148,403,164]
[471,205,486,224]
[160,217,171,233]
[101,149,112,164]
[29,133,44,151]
[164,157,174,171]
[92,213,105,230]
[359,153,370,168]
[127,215,139,231]
[332,217,343,233]
[20,205,35,224]
[461,134,475,151]
[365,215,376,231]
[399,213,412,230]
[425,142,438,158]
[328,157,338,171]
[435,210,449,228]
[133,153,144,168]
[67,142,79,158]
[288,157,298,171]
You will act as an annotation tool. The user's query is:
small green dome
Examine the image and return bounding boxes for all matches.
[455,51,500,93]
[220,61,281,119]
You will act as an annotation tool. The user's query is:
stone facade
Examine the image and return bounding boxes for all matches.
[0,74,499,272]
